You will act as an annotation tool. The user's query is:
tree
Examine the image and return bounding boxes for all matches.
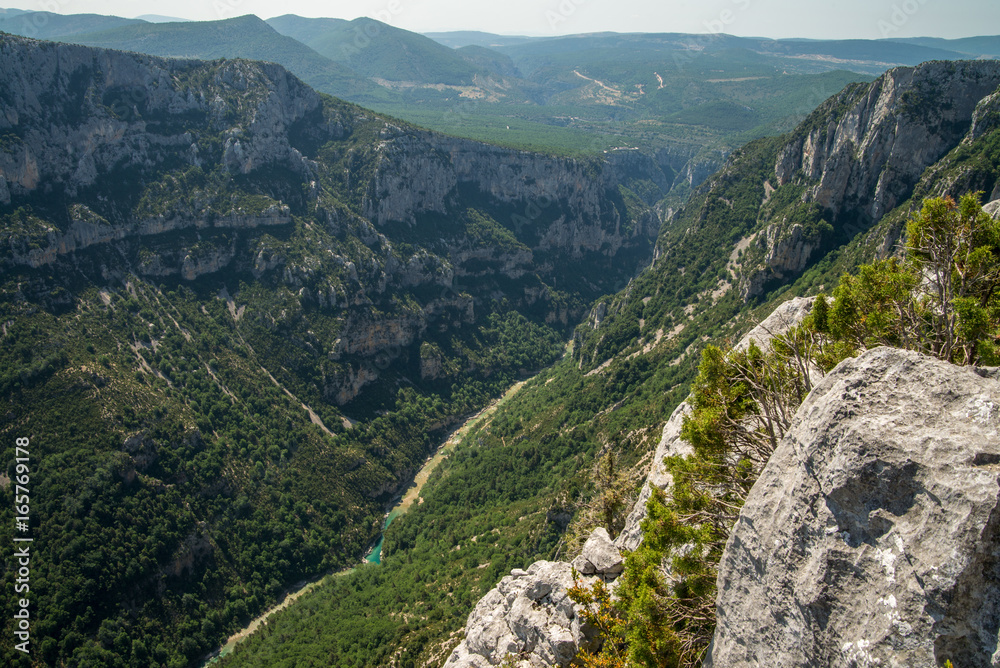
[828,193,1000,365]
[905,193,1000,364]
[595,452,627,537]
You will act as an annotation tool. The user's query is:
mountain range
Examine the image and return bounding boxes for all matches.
[2,7,998,165]
[1,9,1000,668]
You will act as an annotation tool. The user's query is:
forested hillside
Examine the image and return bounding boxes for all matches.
[220,59,1000,667]
[1,12,999,668]
[0,34,658,667]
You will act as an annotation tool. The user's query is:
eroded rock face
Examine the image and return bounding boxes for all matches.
[708,347,1000,668]
[443,561,600,668]
[361,131,660,260]
[775,62,1000,224]
[739,62,1000,298]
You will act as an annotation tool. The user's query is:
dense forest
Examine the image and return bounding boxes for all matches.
[0,36,654,667]
[217,60,1000,666]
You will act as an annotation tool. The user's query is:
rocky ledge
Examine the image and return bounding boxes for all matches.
[708,347,1000,668]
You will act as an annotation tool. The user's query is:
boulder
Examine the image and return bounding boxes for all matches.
[571,528,624,577]
[984,198,1000,220]
[708,347,1000,668]
[443,561,599,668]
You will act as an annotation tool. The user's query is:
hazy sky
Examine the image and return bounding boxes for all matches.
[6,0,998,39]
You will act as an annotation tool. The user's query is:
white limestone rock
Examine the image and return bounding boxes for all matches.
[443,561,600,668]
[708,347,1000,668]
[571,528,624,577]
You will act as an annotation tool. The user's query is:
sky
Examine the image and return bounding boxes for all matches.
[4,0,998,40]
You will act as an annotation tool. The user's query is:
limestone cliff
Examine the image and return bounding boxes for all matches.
[0,33,659,405]
[737,60,1000,298]
[708,347,1000,667]
[775,62,1000,223]
[443,534,624,668]
[362,133,657,259]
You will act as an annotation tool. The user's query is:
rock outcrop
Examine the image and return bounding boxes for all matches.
[571,528,624,579]
[775,61,1000,225]
[739,61,1000,297]
[443,561,602,668]
[615,400,693,552]
[708,347,1000,668]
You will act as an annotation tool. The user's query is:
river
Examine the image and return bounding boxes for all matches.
[202,379,527,664]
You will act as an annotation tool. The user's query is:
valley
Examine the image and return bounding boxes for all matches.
[0,6,999,668]
[204,377,527,664]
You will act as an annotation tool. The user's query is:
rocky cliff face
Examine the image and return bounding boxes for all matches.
[708,347,1000,668]
[775,62,997,221]
[0,39,322,204]
[0,33,659,404]
[362,133,657,259]
[737,60,1000,297]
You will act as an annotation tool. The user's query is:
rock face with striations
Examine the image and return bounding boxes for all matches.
[774,61,1000,225]
[708,347,1000,668]
[738,60,1000,298]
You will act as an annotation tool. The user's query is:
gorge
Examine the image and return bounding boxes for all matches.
[2,17,1000,668]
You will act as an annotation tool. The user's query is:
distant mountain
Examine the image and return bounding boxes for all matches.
[766,37,968,69]
[454,44,520,78]
[7,8,997,182]
[51,14,388,103]
[422,30,541,49]
[267,14,481,85]
[135,14,191,23]
[0,10,144,39]
[889,35,1000,58]
[490,31,971,76]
